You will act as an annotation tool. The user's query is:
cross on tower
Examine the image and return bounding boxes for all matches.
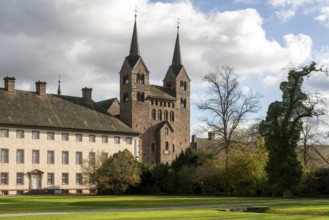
[134,5,138,18]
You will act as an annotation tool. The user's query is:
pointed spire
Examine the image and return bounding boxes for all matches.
[57,74,61,95]
[129,8,140,56]
[172,18,182,66]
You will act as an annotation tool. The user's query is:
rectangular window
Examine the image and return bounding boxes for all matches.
[126,137,132,144]
[1,173,8,185]
[16,130,24,139]
[16,173,24,185]
[1,129,9,138]
[114,136,120,144]
[76,152,82,165]
[1,149,9,163]
[32,131,40,139]
[47,173,54,185]
[76,134,82,142]
[16,149,24,164]
[47,132,55,140]
[62,173,69,185]
[47,151,55,164]
[62,151,69,165]
[32,150,40,164]
[62,133,69,141]
[89,135,96,143]
[102,135,108,143]
[89,152,95,165]
[101,152,108,161]
[76,173,82,185]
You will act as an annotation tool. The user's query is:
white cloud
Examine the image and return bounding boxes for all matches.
[0,0,314,103]
[269,0,329,26]
[269,0,314,21]
[262,75,281,88]
[314,7,329,27]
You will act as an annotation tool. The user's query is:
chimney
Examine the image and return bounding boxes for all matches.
[208,131,215,141]
[192,135,196,143]
[35,81,47,95]
[4,76,16,93]
[82,87,92,102]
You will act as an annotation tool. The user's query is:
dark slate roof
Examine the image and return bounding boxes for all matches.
[148,85,176,101]
[96,98,118,111]
[172,31,182,67]
[169,64,184,76]
[126,55,141,68]
[0,89,137,135]
[129,18,140,56]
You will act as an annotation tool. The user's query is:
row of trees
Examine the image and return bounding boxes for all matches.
[198,62,327,197]
[82,62,328,197]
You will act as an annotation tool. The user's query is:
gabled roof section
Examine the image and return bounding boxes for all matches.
[0,90,137,135]
[148,85,176,101]
[155,121,174,132]
[97,98,119,110]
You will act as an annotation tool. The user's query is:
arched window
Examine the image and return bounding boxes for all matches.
[123,92,129,102]
[164,110,168,121]
[141,74,145,84]
[141,92,145,101]
[123,75,129,84]
[170,111,175,122]
[151,143,155,153]
[172,144,175,153]
[180,81,187,91]
[137,92,145,102]
[165,127,169,136]
[180,98,186,108]
[152,109,156,120]
[167,82,172,89]
[165,142,169,150]
[136,73,141,83]
[158,110,162,121]
[137,91,141,101]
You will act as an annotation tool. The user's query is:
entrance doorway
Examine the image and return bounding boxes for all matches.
[32,175,41,189]
[27,169,44,190]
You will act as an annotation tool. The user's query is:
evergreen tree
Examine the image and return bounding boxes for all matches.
[259,62,324,197]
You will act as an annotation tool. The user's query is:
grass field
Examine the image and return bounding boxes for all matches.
[0,195,328,219]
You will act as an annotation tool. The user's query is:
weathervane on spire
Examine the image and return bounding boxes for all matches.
[177,18,180,30]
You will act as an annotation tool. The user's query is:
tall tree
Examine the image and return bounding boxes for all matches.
[259,62,325,197]
[197,66,261,168]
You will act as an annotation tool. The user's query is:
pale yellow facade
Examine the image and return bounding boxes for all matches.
[0,127,139,195]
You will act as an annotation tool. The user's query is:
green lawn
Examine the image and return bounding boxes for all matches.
[0,195,328,219]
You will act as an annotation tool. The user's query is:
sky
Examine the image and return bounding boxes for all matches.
[1,0,329,137]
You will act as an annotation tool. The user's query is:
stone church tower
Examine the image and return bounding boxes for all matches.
[119,16,190,164]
